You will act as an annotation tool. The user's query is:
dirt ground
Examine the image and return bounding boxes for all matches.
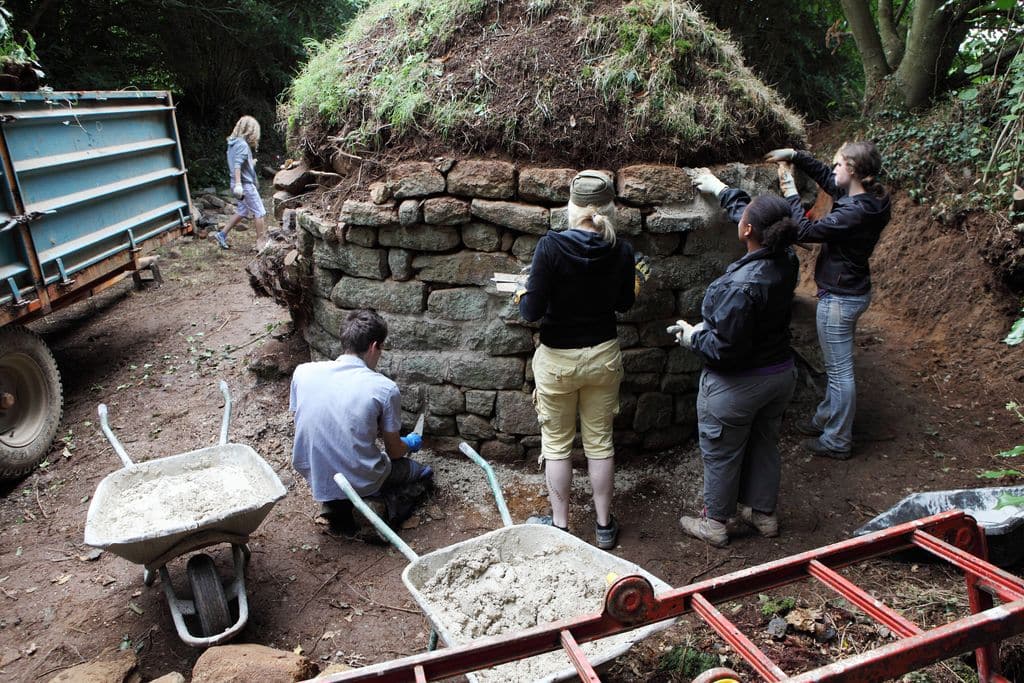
[1,192,1023,682]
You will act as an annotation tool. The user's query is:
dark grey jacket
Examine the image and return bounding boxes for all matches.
[690,188,799,372]
[789,151,891,295]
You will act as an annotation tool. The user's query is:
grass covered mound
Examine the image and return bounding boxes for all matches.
[286,0,805,167]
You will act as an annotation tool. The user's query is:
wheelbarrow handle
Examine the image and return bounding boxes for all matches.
[332,473,419,563]
[97,403,134,469]
[459,442,513,527]
[218,380,231,446]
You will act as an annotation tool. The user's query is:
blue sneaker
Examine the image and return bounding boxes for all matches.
[526,514,568,532]
[211,230,229,250]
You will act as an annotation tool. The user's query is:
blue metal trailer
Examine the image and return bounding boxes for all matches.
[0,90,194,476]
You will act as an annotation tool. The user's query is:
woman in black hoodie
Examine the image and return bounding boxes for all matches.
[766,142,891,460]
[519,170,637,550]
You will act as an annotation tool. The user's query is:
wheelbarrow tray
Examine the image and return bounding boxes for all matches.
[84,443,286,567]
[402,524,676,683]
[854,485,1024,566]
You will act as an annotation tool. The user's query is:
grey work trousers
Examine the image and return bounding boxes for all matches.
[697,366,797,521]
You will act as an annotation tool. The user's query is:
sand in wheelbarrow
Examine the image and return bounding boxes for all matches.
[421,543,641,682]
[89,463,264,540]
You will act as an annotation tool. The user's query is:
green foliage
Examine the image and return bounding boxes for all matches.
[758,594,796,617]
[657,645,718,678]
[0,4,36,63]
[867,48,1024,223]
[996,493,1024,509]
[981,402,1024,480]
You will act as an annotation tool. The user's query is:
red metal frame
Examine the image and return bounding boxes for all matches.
[316,511,1024,682]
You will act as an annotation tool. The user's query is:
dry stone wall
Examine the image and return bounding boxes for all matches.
[290,159,783,461]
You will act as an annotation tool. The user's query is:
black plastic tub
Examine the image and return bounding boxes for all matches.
[854,486,1024,567]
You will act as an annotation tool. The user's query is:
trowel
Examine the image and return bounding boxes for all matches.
[413,412,425,436]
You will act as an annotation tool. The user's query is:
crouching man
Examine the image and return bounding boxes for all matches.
[290,309,433,538]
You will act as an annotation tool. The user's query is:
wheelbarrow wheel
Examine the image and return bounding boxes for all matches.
[187,554,231,637]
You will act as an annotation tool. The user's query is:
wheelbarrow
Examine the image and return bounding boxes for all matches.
[83,381,287,647]
[333,442,676,683]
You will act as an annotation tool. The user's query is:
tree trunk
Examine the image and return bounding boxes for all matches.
[877,0,906,69]
[839,0,892,92]
[894,0,974,109]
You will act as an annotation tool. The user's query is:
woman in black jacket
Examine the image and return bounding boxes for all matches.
[519,170,637,549]
[766,142,891,460]
[671,169,799,547]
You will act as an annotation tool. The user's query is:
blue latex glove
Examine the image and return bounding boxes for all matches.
[401,433,423,453]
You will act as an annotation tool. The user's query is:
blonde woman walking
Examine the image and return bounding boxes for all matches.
[519,170,637,549]
[211,115,267,252]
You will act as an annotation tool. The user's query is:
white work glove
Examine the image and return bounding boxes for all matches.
[777,162,798,198]
[689,168,727,198]
[512,265,530,305]
[764,148,796,163]
[666,320,708,349]
[232,183,244,199]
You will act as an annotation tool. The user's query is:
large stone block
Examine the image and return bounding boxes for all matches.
[457,413,495,440]
[675,287,704,318]
[661,373,698,393]
[617,288,675,323]
[448,354,524,389]
[471,199,549,235]
[627,233,683,257]
[402,385,423,412]
[388,248,414,281]
[622,347,667,373]
[344,225,378,247]
[330,277,425,314]
[518,167,575,203]
[315,241,389,279]
[192,644,317,683]
[273,190,300,220]
[480,439,525,462]
[427,287,489,320]
[461,222,502,251]
[305,321,343,359]
[634,392,674,431]
[667,346,702,373]
[650,255,703,290]
[684,221,745,257]
[273,161,313,193]
[46,649,138,683]
[465,389,496,416]
[614,392,638,429]
[675,392,698,425]
[447,160,515,199]
[428,435,474,453]
[413,251,518,285]
[494,390,539,435]
[312,298,347,338]
[617,324,639,348]
[549,207,568,231]
[386,315,461,350]
[390,161,446,198]
[397,353,447,384]
[639,319,680,347]
[426,384,463,415]
[642,425,689,450]
[340,200,398,226]
[312,266,340,299]
[379,224,461,252]
[512,235,540,261]
[399,199,422,226]
[644,205,704,233]
[466,319,535,356]
[616,165,693,204]
[617,205,643,235]
[299,211,335,241]
[423,197,471,225]
[622,372,660,393]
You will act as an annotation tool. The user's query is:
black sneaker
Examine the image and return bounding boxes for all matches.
[595,515,619,550]
[802,438,852,460]
[795,419,823,436]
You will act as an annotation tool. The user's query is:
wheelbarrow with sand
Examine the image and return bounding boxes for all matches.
[333,442,677,683]
[83,381,287,647]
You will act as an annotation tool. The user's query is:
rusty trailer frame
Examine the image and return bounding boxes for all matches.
[314,510,1024,683]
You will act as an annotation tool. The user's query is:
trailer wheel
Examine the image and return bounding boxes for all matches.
[0,326,63,479]
[187,554,231,638]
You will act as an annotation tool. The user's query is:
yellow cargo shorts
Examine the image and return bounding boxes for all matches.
[532,338,623,461]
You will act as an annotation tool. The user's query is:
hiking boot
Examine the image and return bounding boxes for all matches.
[679,515,729,547]
[802,437,852,460]
[526,514,569,532]
[210,230,229,250]
[595,515,619,550]
[736,504,779,537]
[795,419,823,437]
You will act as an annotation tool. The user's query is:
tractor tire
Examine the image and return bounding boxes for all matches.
[0,326,62,479]
[187,554,231,638]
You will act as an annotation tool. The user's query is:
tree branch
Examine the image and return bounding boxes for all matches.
[878,0,906,70]
[840,0,892,87]
[895,0,911,25]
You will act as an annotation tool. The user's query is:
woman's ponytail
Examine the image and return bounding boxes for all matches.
[761,217,798,251]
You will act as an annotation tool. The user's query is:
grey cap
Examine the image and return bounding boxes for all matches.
[569,170,615,206]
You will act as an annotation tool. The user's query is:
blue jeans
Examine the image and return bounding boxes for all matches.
[813,292,871,452]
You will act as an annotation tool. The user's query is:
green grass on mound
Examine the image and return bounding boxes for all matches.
[285,0,803,163]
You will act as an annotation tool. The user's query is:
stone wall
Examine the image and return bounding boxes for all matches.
[288,159,784,461]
